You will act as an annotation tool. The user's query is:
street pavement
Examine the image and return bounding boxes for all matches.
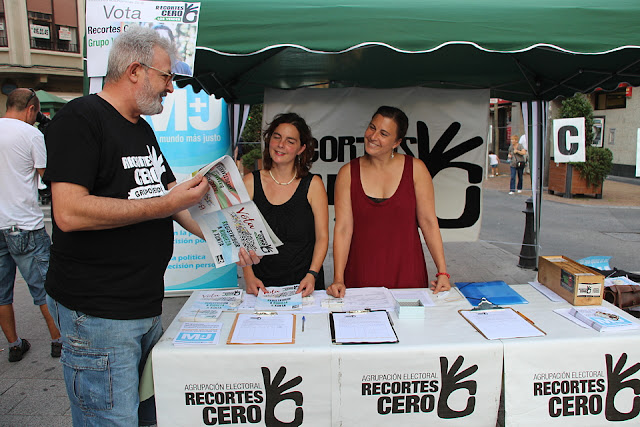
[1,169,638,426]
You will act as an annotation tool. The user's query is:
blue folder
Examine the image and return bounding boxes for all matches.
[455,281,528,306]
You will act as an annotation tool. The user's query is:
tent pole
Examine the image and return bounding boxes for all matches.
[533,100,546,269]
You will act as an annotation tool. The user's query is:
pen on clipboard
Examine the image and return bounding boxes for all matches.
[517,311,535,325]
[302,316,306,332]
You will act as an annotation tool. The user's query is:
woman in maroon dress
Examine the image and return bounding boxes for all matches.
[327,106,451,298]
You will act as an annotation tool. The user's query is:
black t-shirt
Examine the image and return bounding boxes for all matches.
[44,95,176,319]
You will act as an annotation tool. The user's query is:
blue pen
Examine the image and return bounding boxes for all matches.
[302,316,306,332]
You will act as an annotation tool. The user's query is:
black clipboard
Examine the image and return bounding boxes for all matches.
[329,309,399,345]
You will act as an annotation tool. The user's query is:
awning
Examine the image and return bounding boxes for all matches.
[179,0,640,103]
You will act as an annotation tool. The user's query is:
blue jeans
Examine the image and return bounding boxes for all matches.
[510,166,524,192]
[47,295,163,426]
[0,227,50,305]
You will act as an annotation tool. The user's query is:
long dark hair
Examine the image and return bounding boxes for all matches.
[371,106,409,141]
[262,112,315,177]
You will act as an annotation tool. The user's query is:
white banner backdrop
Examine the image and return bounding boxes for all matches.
[264,87,489,242]
[504,338,640,425]
[553,117,586,163]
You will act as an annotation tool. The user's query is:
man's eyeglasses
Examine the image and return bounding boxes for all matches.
[139,62,175,84]
[26,88,37,108]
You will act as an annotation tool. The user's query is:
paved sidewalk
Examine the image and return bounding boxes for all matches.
[486,162,640,207]
[1,169,638,426]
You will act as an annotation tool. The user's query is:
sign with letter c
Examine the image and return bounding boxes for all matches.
[553,117,586,163]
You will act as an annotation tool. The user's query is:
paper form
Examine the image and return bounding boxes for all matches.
[330,311,398,344]
[459,308,545,340]
[227,313,295,344]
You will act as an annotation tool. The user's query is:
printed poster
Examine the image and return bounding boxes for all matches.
[145,83,237,294]
[86,0,200,77]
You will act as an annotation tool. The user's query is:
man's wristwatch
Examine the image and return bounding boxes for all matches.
[307,270,319,279]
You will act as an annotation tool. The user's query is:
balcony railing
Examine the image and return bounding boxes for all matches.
[30,38,79,53]
[0,37,7,47]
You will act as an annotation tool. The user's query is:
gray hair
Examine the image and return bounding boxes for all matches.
[105,26,175,83]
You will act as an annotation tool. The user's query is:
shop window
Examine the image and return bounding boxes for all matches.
[595,88,627,110]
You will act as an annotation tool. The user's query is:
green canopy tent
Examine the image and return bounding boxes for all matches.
[184,0,640,103]
[179,0,640,264]
[35,90,68,118]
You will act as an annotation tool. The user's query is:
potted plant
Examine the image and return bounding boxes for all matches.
[548,94,613,198]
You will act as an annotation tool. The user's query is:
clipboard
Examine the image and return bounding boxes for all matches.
[458,298,546,340]
[227,312,296,345]
[329,309,399,345]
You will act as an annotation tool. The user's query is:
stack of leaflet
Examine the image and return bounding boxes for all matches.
[177,289,244,322]
[173,322,223,346]
[568,306,640,332]
[455,281,528,306]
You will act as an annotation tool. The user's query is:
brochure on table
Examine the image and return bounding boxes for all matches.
[176,289,244,323]
[173,322,223,346]
[187,155,282,267]
[255,285,303,310]
[569,306,640,332]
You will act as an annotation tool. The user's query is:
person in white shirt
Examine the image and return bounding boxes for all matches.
[488,150,499,177]
[0,88,61,362]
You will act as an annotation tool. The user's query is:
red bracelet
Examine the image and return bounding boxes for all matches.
[435,272,451,279]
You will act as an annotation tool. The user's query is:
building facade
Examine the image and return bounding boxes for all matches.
[0,0,84,114]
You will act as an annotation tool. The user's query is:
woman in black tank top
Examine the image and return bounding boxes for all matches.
[241,113,329,297]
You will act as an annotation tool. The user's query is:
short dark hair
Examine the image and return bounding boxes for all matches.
[6,88,39,111]
[371,106,409,140]
[262,112,315,178]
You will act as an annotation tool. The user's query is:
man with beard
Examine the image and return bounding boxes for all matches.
[43,27,257,426]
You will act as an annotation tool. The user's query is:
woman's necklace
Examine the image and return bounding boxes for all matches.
[269,169,297,185]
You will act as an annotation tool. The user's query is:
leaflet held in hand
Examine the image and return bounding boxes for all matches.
[188,156,282,267]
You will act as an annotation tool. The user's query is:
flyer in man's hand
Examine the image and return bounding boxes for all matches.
[188,155,282,267]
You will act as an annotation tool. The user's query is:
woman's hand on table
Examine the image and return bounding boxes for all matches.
[326,282,346,298]
[297,274,316,297]
[430,275,451,294]
[245,276,266,296]
[236,248,262,267]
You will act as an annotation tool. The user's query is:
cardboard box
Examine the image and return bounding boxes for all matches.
[538,256,604,305]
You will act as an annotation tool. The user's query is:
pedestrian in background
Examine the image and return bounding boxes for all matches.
[0,88,61,362]
[507,134,527,194]
[488,150,499,177]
